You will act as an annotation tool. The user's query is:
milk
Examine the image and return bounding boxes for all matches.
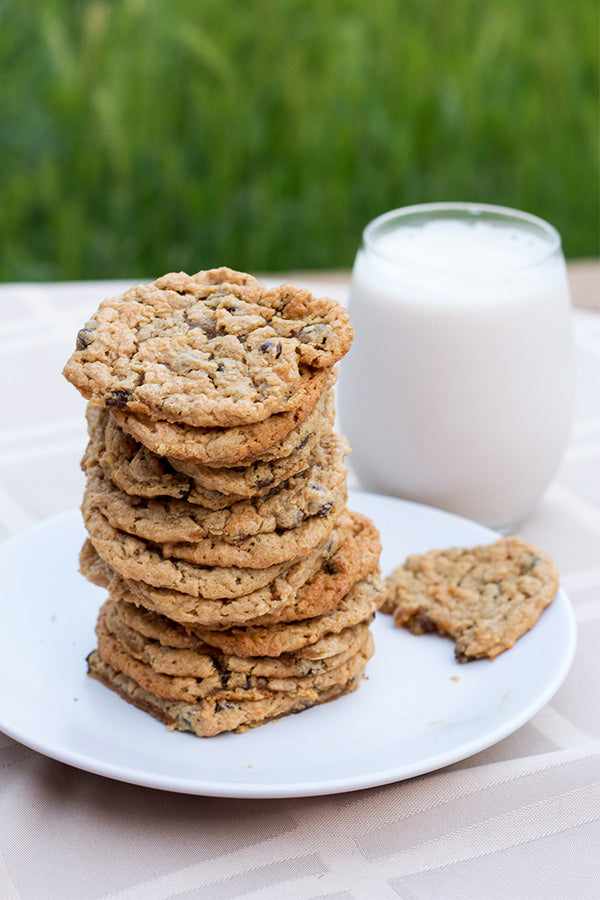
[338,207,573,531]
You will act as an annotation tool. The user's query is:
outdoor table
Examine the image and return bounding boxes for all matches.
[0,264,598,899]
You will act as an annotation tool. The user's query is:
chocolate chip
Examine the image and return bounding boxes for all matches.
[304,661,325,676]
[316,500,334,517]
[183,309,216,337]
[212,654,228,674]
[298,323,330,346]
[258,339,282,358]
[105,388,132,409]
[523,554,540,572]
[75,328,95,350]
[410,611,438,634]
[178,710,196,728]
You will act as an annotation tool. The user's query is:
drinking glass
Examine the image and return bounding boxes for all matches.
[338,202,574,532]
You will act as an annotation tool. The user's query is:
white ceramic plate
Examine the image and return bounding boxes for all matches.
[0,492,575,798]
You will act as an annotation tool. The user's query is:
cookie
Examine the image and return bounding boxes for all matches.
[84,484,346,572]
[82,505,304,598]
[83,406,194,504]
[80,510,381,628]
[94,628,373,705]
[82,433,349,545]
[382,537,560,661]
[85,383,335,512]
[87,650,366,736]
[166,389,335,499]
[78,536,108,588]
[159,492,347,570]
[63,268,352,427]
[192,572,384,658]
[109,596,373,671]
[99,599,372,685]
[109,365,336,466]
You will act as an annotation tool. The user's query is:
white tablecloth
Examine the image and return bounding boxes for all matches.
[0,276,598,899]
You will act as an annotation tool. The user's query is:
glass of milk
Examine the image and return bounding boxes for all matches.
[338,202,573,532]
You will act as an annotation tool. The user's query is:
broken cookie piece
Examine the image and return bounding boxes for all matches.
[382,537,559,661]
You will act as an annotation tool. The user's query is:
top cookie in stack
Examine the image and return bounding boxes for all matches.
[63,268,384,736]
[63,267,352,429]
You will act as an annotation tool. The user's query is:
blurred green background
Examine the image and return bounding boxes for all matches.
[1,0,598,281]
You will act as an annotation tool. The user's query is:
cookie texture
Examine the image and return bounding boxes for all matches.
[80,510,381,629]
[84,400,335,511]
[382,537,559,661]
[63,268,352,428]
[83,502,329,599]
[87,650,367,736]
[192,572,384,658]
[165,386,335,499]
[108,365,336,466]
[82,433,349,545]
[95,602,372,701]
[107,597,372,673]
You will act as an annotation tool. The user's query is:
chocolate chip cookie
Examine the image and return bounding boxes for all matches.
[82,433,349,545]
[63,268,352,428]
[107,365,336,467]
[382,537,560,661]
[87,649,369,736]
[107,596,372,672]
[80,510,381,629]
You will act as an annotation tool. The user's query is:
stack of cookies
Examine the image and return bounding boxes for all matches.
[63,268,383,736]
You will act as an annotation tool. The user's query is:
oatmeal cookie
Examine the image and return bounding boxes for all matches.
[166,388,335,499]
[63,268,352,427]
[82,505,303,598]
[109,365,336,466]
[79,511,381,629]
[98,599,372,688]
[192,572,384,658]
[87,650,367,736]
[83,433,349,545]
[108,596,372,672]
[382,537,560,661]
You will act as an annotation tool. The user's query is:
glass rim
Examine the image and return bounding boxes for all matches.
[362,202,563,273]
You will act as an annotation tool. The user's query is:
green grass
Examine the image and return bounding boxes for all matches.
[0,0,598,280]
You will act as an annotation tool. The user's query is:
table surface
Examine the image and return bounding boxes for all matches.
[0,266,598,900]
